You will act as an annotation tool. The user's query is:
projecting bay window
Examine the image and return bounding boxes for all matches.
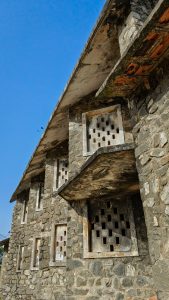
[16,246,24,272]
[82,105,125,156]
[21,199,28,224]
[36,182,44,211]
[53,159,69,191]
[50,224,67,267]
[83,198,138,258]
[31,238,41,270]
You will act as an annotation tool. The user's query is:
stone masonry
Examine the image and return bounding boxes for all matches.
[1,1,169,300]
[129,62,169,299]
[118,0,159,55]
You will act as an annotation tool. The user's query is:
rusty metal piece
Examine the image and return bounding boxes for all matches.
[126,63,139,75]
[146,32,159,41]
[135,64,153,76]
[114,75,137,86]
[125,63,153,77]
[159,7,169,24]
[134,32,159,57]
[150,34,169,60]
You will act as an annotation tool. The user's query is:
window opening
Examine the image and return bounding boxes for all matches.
[53,224,67,262]
[83,105,125,155]
[17,246,24,271]
[36,182,44,210]
[96,230,100,238]
[87,199,137,255]
[22,199,28,224]
[33,238,41,268]
[55,159,69,189]
[110,245,114,252]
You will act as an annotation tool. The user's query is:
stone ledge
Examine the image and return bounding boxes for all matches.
[49,261,66,268]
[58,143,139,201]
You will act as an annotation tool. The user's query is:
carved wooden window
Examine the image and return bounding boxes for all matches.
[21,199,28,224]
[82,105,124,156]
[36,182,44,211]
[54,159,69,190]
[17,246,24,271]
[50,224,67,266]
[83,198,138,258]
[32,238,41,269]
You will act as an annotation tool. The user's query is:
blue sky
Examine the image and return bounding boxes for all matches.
[0,1,106,237]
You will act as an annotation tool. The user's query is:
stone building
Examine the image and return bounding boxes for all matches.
[1,0,169,299]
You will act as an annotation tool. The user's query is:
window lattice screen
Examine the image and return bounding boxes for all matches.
[88,199,134,253]
[83,105,124,155]
[56,159,68,189]
[55,225,67,261]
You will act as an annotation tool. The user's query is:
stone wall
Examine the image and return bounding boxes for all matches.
[0,92,158,300]
[67,98,156,299]
[0,153,69,300]
[1,192,156,299]
[129,68,169,299]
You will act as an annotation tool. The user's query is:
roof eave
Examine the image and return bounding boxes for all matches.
[10,0,119,202]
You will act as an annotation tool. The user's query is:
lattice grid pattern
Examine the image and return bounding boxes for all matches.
[56,159,69,189]
[55,225,67,261]
[88,199,133,253]
[83,106,124,155]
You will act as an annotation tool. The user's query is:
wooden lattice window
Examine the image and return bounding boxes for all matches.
[32,238,41,269]
[36,182,44,211]
[50,224,67,266]
[83,198,138,258]
[82,105,124,156]
[17,246,24,271]
[54,159,69,190]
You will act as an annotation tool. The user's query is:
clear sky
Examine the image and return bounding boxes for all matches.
[0,0,106,237]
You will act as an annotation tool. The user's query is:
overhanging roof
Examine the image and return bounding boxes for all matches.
[11,0,123,201]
